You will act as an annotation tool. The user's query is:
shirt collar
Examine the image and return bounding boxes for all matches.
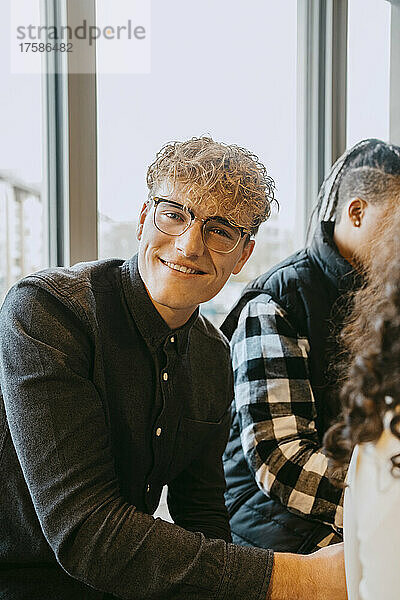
[120,254,199,355]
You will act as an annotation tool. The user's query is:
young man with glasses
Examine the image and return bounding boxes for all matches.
[0,137,346,600]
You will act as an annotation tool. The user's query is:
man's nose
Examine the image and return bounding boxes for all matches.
[175,220,205,257]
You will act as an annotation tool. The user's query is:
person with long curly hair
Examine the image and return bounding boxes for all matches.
[324,176,400,599]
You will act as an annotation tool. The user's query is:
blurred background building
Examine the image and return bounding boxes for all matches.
[0,174,44,300]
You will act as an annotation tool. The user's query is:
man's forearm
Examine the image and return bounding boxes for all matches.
[267,544,347,600]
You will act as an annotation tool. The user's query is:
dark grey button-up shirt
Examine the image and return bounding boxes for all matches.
[0,255,273,599]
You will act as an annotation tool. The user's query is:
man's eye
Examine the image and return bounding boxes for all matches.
[209,226,234,240]
[162,210,185,221]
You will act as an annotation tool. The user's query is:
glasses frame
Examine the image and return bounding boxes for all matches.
[152,197,251,254]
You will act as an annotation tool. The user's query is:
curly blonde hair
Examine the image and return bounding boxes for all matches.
[146,136,276,234]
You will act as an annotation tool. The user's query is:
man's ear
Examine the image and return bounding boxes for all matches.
[136,202,151,240]
[232,239,255,275]
[348,197,368,227]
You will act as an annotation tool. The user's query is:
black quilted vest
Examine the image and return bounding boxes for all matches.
[221,221,359,553]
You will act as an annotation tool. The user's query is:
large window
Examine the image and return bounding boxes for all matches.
[0,0,47,302]
[2,1,398,311]
[96,1,298,324]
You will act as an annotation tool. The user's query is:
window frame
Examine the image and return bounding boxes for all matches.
[296,0,348,238]
[389,0,400,144]
[44,0,98,267]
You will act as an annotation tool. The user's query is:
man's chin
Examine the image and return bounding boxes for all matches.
[147,288,196,309]
[154,297,200,312]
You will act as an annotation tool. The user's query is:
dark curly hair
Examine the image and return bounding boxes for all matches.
[324,203,400,482]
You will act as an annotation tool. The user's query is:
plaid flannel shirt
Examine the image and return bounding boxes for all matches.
[231,293,344,537]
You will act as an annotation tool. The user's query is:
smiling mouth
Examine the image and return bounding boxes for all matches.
[159,258,205,275]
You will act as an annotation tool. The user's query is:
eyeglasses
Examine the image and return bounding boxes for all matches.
[152,197,251,254]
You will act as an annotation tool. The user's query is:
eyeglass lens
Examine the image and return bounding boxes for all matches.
[154,201,241,253]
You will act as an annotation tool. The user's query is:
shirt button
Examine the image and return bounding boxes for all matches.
[162,372,168,381]
[146,484,150,493]
[170,336,175,343]
[156,427,162,437]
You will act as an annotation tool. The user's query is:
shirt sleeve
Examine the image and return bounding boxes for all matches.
[167,408,232,543]
[0,282,273,600]
[343,447,362,600]
[231,295,343,529]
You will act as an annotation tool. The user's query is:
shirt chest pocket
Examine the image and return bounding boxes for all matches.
[167,415,225,481]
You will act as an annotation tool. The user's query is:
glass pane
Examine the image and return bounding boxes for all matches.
[97,1,298,324]
[0,1,47,302]
[347,0,391,146]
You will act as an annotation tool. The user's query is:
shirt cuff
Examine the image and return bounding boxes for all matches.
[219,543,274,600]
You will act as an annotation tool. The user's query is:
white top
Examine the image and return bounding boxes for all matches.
[344,417,400,600]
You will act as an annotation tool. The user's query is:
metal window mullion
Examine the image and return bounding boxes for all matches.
[324,0,348,172]
[43,0,69,267]
[330,0,348,164]
[297,0,348,242]
[390,1,400,144]
[44,0,98,268]
[66,0,98,266]
[297,0,327,241]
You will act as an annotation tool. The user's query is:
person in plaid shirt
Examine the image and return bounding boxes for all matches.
[222,139,400,553]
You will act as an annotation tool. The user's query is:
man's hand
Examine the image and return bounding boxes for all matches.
[267,543,347,600]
